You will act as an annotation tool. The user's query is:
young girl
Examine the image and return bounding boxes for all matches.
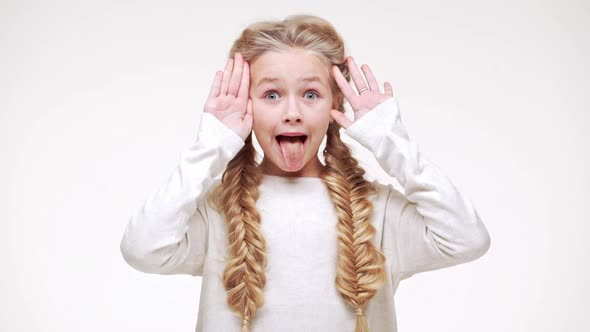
[120,14,491,332]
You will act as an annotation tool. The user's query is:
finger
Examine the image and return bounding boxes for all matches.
[384,82,394,97]
[244,98,253,123]
[220,58,234,96]
[240,98,253,140]
[347,57,369,94]
[332,65,356,102]
[237,61,250,101]
[228,53,243,96]
[361,64,380,92]
[330,109,353,129]
[208,70,223,99]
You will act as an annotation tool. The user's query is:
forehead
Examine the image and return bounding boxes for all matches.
[250,48,331,87]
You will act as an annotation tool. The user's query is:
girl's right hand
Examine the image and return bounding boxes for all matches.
[203,52,253,141]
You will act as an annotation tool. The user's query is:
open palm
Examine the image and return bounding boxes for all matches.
[331,57,394,129]
[203,52,253,141]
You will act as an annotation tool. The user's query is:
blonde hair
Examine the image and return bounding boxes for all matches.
[209,14,387,332]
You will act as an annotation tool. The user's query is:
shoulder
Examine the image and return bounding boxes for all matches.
[366,178,408,216]
[366,177,403,199]
[201,177,224,213]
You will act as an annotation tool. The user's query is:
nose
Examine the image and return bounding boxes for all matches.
[282,100,302,123]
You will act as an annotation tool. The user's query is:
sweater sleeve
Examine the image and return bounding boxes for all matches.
[120,112,245,276]
[344,97,491,281]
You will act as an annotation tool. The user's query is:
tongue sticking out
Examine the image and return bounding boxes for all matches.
[277,136,305,170]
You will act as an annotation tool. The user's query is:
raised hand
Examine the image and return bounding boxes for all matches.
[203,52,253,141]
[330,56,394,129]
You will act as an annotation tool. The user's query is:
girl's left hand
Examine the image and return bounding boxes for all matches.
[331,56,394,129]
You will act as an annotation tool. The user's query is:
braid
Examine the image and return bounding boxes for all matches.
[210,125,387,332]
[210,133,266,331]
[320,122,387,332]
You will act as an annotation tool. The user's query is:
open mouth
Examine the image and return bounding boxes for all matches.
[275,135,308,144]
[275,134,308,169]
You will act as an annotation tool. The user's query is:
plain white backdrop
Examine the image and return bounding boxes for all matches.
[2,0,588,331]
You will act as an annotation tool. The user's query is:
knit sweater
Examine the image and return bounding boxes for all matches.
[120,97,491,332]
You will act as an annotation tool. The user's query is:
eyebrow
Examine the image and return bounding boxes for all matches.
[256,75,327,87]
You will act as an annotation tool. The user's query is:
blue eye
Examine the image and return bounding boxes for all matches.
[304,91,318,100]
[265,91,279,100]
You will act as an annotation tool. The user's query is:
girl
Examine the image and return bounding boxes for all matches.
[120,14,491,332]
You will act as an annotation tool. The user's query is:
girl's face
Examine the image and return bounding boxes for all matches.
[249,48,340,177]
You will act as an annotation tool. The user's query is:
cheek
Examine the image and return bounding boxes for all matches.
[312,105,332,125]
[251,102,268,125]
[251,99,262,116]
[311,113,330,128]
[251,105,275,141]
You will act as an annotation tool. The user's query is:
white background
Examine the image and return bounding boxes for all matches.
[2,0,588,331]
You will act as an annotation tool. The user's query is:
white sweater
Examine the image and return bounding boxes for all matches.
[120,97,491,332]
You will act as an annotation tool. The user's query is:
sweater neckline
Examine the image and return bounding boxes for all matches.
[261,173,325,182]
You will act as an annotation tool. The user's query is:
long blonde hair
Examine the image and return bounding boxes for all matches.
[209,14,387,332]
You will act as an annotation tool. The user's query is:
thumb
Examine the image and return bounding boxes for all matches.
[241,98,253,138]
[330,110,353,129]
[244,98,253,124]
